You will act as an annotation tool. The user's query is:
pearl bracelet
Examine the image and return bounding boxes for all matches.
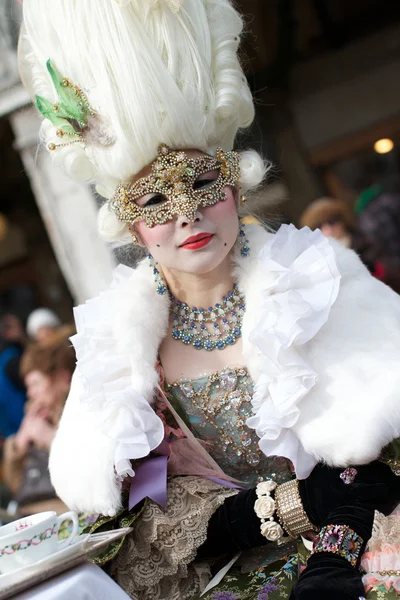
[275,479,317,539]
[254,480,285,543]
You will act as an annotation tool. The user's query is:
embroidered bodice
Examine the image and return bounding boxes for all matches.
[166,366,293,487]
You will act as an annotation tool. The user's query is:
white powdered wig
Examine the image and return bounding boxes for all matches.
[239,150,270,192]
[97,203,132,244]
[20,0,263,197]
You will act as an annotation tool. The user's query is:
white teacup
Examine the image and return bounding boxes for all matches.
[0,511,79,574]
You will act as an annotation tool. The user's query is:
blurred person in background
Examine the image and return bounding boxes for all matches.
[0,313,26,439]
[2,337,75,515]
[26,308,61,343]
[300,197,400,293]
[356,186,400,267]
[300,197,354,248]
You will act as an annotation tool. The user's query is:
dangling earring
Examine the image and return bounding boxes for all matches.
[148,254,168,296]
[238,221,250,257]
[129,224,139,245]
[240,194,247,205]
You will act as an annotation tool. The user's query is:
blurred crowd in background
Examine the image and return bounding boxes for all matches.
[0,308,75,522]
[299,186,400,293]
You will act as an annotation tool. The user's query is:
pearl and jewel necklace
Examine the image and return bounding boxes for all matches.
[149,256,245,351]
[169,284,245,351]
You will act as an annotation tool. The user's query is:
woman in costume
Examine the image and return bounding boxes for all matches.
[20,1,400,598]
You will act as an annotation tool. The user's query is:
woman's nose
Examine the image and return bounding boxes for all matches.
[176,210,203,227]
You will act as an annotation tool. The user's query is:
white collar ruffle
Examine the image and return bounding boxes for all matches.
[247,226,341,478]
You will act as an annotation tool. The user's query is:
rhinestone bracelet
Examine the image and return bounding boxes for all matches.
[312,524,364,568]
[254,481,285,543]
[275,479,317,539]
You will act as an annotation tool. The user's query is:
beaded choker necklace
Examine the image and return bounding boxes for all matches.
[169,284,245,351]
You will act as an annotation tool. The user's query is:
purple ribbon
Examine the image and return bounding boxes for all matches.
[129,439,243,510]
[129,455,169,510]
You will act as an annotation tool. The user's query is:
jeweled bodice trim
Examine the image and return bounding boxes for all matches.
[166,366,292,487]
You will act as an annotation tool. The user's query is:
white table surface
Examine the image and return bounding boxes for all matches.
[13,562,130,600]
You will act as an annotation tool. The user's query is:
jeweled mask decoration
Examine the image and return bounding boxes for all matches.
[109,145,241,227]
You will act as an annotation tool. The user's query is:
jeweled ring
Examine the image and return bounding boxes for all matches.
[339,467,358,485]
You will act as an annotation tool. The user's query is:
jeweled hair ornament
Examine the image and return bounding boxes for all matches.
[35,60,115,152]
[109,144,241,227]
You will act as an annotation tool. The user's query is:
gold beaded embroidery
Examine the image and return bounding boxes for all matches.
[379,452,400,476]
[167,366,264,478]
[109,145,241,226]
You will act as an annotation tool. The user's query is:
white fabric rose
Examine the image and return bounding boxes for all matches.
[261,520,284,542]
[254,496,276,520]
[256,481,277,497]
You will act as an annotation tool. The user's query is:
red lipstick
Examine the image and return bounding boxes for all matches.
[180,233,214,250]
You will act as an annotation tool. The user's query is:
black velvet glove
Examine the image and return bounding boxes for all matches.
[289,553,365,600]
[197,488,267,559]
[290,505,374,600]
[299,460,400,528]
[197,461,400,562]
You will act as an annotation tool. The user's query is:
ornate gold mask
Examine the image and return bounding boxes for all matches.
[109,145,241,227]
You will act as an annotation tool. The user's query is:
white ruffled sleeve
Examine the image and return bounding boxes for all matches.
[246,225,341,478]
[49,265,165,515]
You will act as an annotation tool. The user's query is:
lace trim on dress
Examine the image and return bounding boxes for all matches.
[111,476,238,600]
[367,510,400,553]
[246,224,341,479]
[361,510,400,594]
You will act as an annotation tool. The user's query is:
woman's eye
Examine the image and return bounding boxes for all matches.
[193,178,217,191]
[143,194,166,208]
[193,170,220,191]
